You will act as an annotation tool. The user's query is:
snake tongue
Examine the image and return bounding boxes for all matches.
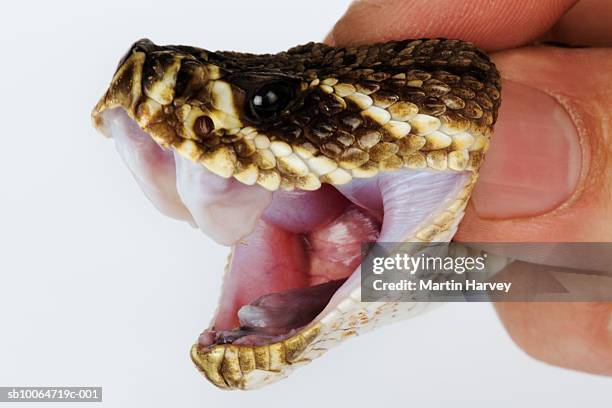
[204,279,344,346]
[237,279,345,331]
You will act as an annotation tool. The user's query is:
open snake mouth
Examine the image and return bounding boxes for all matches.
[202,191,380,347]
[102,107,472,349]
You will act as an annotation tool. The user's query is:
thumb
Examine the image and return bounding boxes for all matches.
[455,45,612,377]
[456,45,612,243]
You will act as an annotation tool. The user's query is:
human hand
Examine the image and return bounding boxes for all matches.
[327,0,612,376]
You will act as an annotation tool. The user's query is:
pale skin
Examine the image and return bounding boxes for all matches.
[326,0,612,375]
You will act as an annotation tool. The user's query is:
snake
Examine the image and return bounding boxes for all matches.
[92,38,501,390]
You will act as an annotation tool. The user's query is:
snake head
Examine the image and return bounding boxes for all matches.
[94,38,502,191]
[92,38,501,390]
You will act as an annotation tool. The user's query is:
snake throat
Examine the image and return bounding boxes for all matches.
[92,38,501,390]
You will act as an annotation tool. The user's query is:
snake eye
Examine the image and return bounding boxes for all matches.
[249,82,294,120]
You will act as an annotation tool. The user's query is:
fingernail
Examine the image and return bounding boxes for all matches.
[472,80,581,219]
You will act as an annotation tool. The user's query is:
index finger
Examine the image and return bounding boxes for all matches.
[328,0,578,50]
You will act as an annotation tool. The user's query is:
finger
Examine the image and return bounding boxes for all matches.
[327,0,577,50]
[456,46,612,242]
[449,46,612,376]
[544,0,612,46]
[495,301,612,376]
[107,109,194,223]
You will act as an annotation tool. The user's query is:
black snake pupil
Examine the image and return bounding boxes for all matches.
[250,82,292,119]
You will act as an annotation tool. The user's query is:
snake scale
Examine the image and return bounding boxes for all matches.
[92,38,501,389]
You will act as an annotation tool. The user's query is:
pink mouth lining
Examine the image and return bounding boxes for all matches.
[200,197,381,347]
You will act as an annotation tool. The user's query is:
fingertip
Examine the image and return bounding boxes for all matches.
[495,302,612,376]
[456,46,612,243]
[329,0,578,49]
[544,0,612,47]
[470,80,581,220]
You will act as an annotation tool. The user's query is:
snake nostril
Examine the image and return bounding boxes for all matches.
[194,115,215,138]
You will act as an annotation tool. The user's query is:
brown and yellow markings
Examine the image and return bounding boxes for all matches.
[190,325,321,389]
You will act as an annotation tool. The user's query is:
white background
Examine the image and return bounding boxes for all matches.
[0,1,609,407]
